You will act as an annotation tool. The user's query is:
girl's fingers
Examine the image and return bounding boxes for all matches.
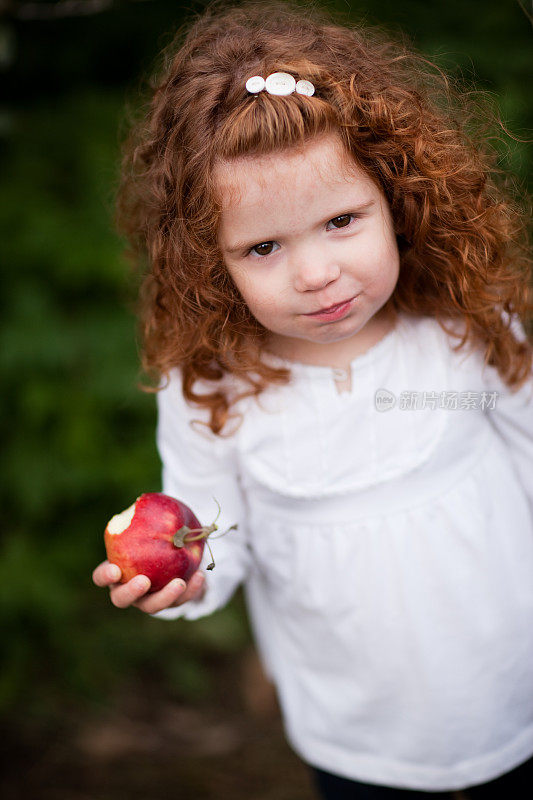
[94,564,206,613]
[134,571,206,614]
[92,560,122,587]
[171,570,206,606]
[109,574,151,608]
[133,577,188,614]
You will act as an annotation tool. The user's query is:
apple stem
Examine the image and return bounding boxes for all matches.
[175,522,238,545]
[180,523,218,541]
[208,524,238,540]
[212,496,222,525]
[205,539,215,571]
[172,497,238,557]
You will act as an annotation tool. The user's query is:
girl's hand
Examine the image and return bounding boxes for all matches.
[92,560,206,614]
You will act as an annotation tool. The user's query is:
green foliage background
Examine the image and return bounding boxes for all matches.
[1,0,531,727]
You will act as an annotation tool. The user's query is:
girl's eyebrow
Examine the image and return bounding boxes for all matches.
[223,199,375,255]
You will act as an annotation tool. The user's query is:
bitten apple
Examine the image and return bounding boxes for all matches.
[104,492,233,594]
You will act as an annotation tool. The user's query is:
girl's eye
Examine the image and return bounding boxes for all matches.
[250,241,279,257]
[328,214,354,229]
[247,215,357,258]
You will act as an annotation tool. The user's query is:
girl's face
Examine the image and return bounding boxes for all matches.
[215,133,400,365]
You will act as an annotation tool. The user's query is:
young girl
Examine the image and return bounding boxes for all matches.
[92,1,533,796]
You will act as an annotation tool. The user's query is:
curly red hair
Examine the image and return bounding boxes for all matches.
[115,0,532,436]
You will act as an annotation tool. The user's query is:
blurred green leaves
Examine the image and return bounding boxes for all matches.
[0,85,252,722]
[1,91,146,513]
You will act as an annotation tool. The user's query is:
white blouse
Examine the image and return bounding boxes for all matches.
[153,312,533,791]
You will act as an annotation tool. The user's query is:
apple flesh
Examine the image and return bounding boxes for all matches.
[104,492,208,594]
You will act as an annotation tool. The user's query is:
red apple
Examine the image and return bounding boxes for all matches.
[104,492,228,594]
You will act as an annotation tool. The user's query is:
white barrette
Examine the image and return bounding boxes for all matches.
[246,72,315,97]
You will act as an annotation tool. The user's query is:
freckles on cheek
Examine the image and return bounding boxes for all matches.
[247,294,286,329]
[366,264,399,298]
[246,288,279,310]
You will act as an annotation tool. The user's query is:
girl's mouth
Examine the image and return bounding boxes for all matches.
[305,295,358,322]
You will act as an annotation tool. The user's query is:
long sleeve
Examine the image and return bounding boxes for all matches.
[483,321,533,509]
[150,370,252,621]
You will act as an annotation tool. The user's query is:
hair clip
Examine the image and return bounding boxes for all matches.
[246,72,315,97]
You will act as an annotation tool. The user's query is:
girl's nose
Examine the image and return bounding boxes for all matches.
[291,247,341,292]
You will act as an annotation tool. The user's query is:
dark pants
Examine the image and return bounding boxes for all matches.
[309,754,533,799]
